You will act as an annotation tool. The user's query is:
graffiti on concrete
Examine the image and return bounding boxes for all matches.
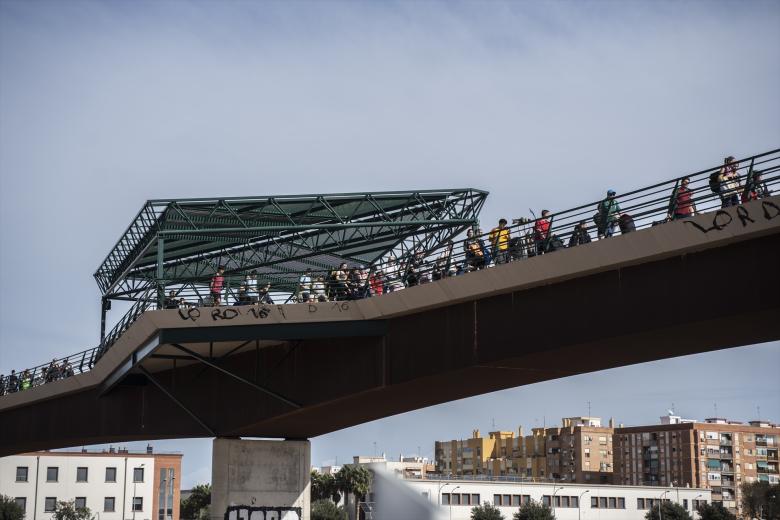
[224,505,302,520]
[685,200,779,234]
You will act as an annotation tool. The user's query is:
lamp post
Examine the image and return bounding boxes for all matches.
[438,482,450,509]
[132,463,145,520]
[578,490,589,520]
[659,490,670,520]
[449,485,460,520]
[551,486,563,519]
[694,494,702,514]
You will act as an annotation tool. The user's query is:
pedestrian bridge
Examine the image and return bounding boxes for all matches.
[1,195,778,455]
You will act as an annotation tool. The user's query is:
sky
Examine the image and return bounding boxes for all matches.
[1,0,779,488]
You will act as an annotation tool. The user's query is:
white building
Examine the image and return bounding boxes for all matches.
[0,448,183,520]
[380,477,711,520]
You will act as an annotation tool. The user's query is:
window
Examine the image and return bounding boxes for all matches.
[76,467,88,482]
[471,494,480,506]
[452,494,461,506]
[571,496,578,508]
[493,494,501,506]
[106,467,117,482]
[599,497,608,509]
[542,495,551,507]
[132,497,143,512]
[683,499,688,510]
[502,495,510,506]
[618,497,626,509]
[14,498,26,512]
[442,493,451,505]
[15,467,28,482]
[511,495,520,506]
[75,498,87,510]
[105,497,116,512]
[599,436,608,445]
[554,495,561,507]
[47,467,59,482]
[134,467,145,483]
[591,496,599,508]
[637,498,646,509]
[609,497,617,509]
[45,498,57,512]
[561,496,570,508]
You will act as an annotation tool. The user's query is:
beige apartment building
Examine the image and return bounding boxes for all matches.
[435,417,615,484]
[613,415,779,515]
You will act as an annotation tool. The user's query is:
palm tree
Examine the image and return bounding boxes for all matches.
[335,465,371,520]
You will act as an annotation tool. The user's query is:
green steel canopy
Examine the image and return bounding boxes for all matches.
[94,189,488,301]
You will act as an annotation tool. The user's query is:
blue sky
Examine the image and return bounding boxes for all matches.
[1,0,779,487]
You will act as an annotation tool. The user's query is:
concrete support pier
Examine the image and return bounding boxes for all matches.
[212,438,310,520]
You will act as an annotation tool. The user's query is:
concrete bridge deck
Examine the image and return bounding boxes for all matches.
[1,196,779,454]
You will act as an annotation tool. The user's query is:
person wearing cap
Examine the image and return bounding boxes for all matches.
[597,190,622,238]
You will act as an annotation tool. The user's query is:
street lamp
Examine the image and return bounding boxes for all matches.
[132,463,145,520]
[551,486,563,519]
[449,485,460,520]
[659,490,670,520]
[578,490,589,520]
[438,482,450,508]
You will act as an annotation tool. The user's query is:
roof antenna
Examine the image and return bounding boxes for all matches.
[714,403,718,417]
[757,405,761,419]
[492,418,496,430]
[587,401,591,418]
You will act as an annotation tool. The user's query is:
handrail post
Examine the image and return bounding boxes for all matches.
[156,236,166,310]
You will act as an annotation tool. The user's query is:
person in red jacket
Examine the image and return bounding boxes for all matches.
[670,177,697,219]
[210,265,225,305]
[533,210,551,255]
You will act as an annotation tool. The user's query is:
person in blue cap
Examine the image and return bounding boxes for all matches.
[597,189,622,238]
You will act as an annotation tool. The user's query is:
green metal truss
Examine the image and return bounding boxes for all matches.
[95,189,488,305]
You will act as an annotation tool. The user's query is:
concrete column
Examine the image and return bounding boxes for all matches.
[212,438,310,520]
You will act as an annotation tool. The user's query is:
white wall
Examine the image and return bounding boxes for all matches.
[0,454,155,520]
[401,479,711,520]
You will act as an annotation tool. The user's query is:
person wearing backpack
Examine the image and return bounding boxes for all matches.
[718,156,741,208]
[597,190,622,238]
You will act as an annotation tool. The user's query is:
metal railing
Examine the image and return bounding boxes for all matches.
[2,148,779,396]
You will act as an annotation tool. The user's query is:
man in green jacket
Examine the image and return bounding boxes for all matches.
[597,189,622,238]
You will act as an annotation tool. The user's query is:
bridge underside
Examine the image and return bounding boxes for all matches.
[1,199,779,455]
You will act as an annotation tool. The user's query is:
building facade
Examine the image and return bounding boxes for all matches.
[614,416,779,515]
[0,448,183,520]
[391,477,710,520]
[435,417,615,484]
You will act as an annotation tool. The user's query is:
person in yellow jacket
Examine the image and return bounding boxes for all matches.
[489,218,511,264]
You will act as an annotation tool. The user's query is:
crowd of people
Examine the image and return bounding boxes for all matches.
[0,358,75,395]
[1,155,774,396]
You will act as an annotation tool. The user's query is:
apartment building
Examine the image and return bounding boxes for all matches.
[0,447,182,520]
[613,415,779,515]
[435,417,615,484]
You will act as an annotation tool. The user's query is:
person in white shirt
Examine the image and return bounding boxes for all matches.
[312,276,327,302]
[298,269,312,302]
[245,271,258,301]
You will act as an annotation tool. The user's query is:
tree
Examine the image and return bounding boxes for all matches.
[696,502,737,520]
[311,470,340,503]
[52,500,92,520]
[644,501,692,520]
[311,499,347,520]
[471,502,505,520]
[334,465,371,520]
[741,481,780,519]
[0,495,25,520]
[181,483,212,520]
[512,500,554,520]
